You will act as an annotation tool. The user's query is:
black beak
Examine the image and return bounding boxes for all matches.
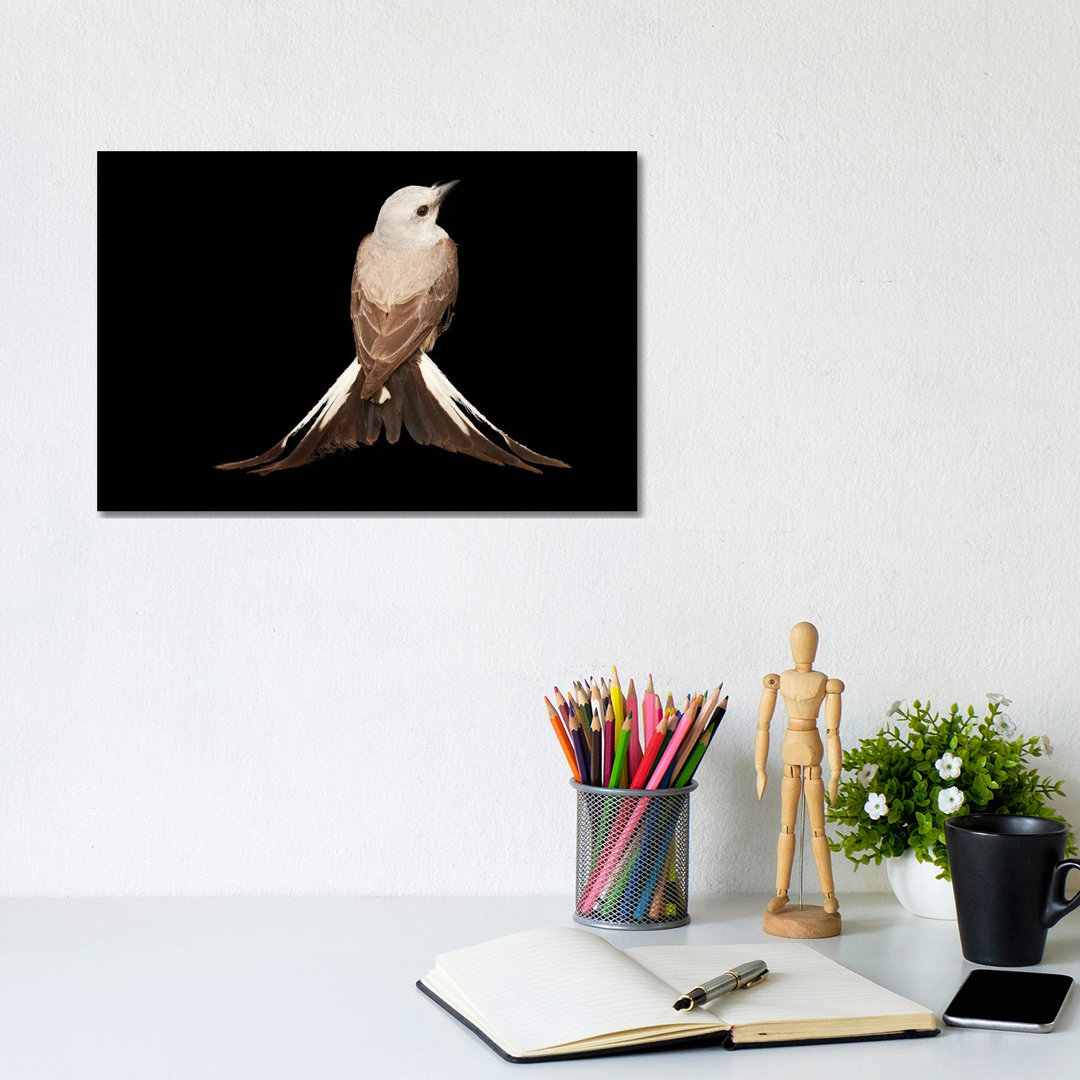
[432,180,459,206]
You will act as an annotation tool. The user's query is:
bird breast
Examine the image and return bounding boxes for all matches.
[358,235,450,308]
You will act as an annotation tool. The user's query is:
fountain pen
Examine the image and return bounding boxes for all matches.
[672,959,770,1011]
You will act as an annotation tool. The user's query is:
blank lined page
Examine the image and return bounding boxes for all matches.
[428,927,716,1055]
[626,942,931,1025]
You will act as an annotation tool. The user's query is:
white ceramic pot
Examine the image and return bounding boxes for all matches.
[885,849,957,920]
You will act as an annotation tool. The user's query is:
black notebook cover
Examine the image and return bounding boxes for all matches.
[417,979,939,1063]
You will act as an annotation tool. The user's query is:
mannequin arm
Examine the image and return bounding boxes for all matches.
[756,674,779,799]
[824,678,844,804]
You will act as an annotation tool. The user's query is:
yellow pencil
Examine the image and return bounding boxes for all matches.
[610,665,625,728]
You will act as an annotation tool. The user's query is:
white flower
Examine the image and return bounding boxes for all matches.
[1041,734,1054,757]
[987,692,1013,707]
[993,713,1017,738]
[938,786,965,814]
[885,700,904,718]
[935,751,962,780]
[864,792,889,820]
[857,763,879,785]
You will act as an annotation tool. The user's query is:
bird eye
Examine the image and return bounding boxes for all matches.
[416,205,429,217]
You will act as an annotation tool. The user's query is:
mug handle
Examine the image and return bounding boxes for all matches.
[1043,859,1080,928]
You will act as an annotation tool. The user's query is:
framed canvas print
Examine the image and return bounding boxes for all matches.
[97,151,638,512]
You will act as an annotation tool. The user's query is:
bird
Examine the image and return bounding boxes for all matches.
[216,181,568,476]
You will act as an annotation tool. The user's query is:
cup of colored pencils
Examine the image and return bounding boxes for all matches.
[543,667,727,929]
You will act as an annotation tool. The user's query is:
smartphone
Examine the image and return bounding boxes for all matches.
[943,969,1074,1033]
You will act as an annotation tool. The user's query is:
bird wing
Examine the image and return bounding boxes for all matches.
[351,236,458,400]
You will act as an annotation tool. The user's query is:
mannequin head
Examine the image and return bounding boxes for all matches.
[790,621,819,670]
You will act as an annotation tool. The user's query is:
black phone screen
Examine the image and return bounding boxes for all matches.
[944,970,1073,1031]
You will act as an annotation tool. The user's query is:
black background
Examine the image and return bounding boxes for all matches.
[98,152,638,512]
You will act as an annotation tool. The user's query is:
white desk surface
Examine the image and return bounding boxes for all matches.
[0,893,1076,1078]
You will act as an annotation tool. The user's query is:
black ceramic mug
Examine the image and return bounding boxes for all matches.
[945,814,1080,966]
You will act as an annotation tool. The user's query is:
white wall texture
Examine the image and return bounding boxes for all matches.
[2,1,1079,898]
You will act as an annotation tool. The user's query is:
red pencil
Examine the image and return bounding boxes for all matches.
[630,708,667,788]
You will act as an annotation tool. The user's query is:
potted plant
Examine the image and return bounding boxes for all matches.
[826,695,1073,919]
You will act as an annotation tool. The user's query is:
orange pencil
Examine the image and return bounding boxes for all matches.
[545,696,580,782]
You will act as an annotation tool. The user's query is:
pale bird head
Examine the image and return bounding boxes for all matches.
[374,181,458,249]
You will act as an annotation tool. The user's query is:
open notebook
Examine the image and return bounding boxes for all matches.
[418,927,937,1062]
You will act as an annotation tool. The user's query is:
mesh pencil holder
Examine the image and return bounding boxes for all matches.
[571,781,697,930]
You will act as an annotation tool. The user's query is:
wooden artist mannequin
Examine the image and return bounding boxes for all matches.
[755,621,844,938]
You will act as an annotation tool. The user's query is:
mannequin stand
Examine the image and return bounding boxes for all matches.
[763,904,841,939]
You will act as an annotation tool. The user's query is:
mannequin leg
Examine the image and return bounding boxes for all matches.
[805,766,839,913]
[767,764,802,913]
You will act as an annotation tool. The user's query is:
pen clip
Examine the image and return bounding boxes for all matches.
[739,968,769,989]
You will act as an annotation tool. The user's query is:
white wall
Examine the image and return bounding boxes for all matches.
[2,1,1079,898]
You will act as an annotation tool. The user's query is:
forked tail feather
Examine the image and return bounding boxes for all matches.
[215,354,569,475]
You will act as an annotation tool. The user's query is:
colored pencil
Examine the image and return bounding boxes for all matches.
[609,666,625,728]
[670,688,715,781]
[643,675,659,746]
[544,672,725,849]
[570,695,591,772]
[589,710,603,786]
[675,695,728,786]
[575,683,593,727]
[602,702,615,786]
[553,686,571,732]
[652,699,695,786]
[607,704,634,789]
[633,804,686,918]
[674,729,711,787]
[630,709,666,788]
[580,708,700,911]
[645,705,697,789]
[545,696,580,782]
[626,679,642,781]
[568,706,590,783]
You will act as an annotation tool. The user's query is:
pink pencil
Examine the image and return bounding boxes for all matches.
[670,686,719,781]
[578,708,698,911]
[643,706,696,789]
[644,675,659,735]
[626,679,641,781]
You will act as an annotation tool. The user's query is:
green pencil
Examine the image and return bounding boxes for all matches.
[608,710,633,788]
